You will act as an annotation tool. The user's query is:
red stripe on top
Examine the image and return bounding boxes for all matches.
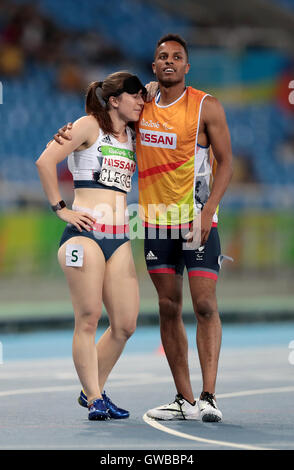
[138,160,187,179]
[92,223,129,234]
[188,270,218,281]
[148,268,176,274]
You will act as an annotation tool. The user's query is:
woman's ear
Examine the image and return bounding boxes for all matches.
[108,96,119,109]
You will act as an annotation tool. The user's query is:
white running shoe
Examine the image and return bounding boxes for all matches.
[198,392,222,422]
[146,394,200,420]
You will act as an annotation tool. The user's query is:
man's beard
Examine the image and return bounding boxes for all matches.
[158,76,182,88]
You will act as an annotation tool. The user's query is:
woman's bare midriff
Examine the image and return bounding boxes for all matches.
[73,187,129,226]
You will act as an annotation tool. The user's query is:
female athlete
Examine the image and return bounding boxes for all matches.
[36,71,146,420]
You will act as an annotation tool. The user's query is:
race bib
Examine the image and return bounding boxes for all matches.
[66,244,84,267]
[98,145,136,192]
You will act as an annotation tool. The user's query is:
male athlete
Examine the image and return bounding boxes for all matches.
[136,34,233,422]
[53,34,233,422]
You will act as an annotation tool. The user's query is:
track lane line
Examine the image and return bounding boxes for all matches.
[142,414,271,450]
[142,385,294,450]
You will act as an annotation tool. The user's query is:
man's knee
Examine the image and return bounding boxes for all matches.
[194,296,218,320]
[158,296,182,321]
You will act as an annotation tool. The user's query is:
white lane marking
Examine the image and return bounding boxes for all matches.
[0,371,157,380]
[0,375,185,397]
[0,385,79,397]
[142,414,270,450]
[142,385,294,450]
[55,372,157,381]
[0,375,172,397]
[217,385,294,399]
[1,379,294,400]
[0,381,293,449]
[0,370,200,381]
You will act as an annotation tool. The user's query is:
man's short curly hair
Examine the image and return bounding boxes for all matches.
[155,34,188,60]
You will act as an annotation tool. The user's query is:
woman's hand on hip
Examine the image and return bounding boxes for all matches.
[56,208,96,232]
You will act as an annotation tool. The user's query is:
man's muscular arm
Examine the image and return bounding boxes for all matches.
[200,96,233,245]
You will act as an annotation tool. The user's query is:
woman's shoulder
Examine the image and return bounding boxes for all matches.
[73,114,100,131]
[70,115,100,151]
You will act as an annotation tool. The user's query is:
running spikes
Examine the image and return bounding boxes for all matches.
[88,398,110,421]
[79,389,129,419]
[198,391,222,422]
[146,393,200,420]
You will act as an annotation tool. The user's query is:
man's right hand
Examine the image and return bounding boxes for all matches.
[145,81,159,102]
[46,122,73,147]
[54,122,73,144]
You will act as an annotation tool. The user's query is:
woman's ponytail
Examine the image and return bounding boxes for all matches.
[95,82,107,109]
[85,81,113,134]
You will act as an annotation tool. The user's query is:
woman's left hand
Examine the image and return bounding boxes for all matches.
[56,208,96,232]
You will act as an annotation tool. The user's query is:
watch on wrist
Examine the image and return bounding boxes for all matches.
[51,200,66,212]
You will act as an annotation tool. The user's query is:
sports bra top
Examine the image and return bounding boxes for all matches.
[67,125,137,193]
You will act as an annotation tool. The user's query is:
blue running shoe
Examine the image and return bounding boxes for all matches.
[88,398,110,421]
[102,391,130,419]
[78,389,88,408]
[78,389,129,419]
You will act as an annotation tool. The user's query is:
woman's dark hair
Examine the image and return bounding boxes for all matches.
[85,71,134,136]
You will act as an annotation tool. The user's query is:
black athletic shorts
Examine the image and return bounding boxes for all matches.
[60,223,130,261]
[144,224,221,281]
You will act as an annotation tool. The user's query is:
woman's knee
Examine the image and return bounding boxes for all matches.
[110,319,137,341]
[74,309,102,334]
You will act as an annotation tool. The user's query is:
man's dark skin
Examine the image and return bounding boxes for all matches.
[53,39,233,405]
[147,40,233,404]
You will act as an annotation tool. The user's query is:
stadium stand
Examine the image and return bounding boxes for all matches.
[0,0,294,210]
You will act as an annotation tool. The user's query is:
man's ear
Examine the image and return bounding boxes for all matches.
[152,62,156,74]
[185,63,191,75]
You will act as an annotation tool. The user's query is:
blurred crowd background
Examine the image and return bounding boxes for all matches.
[0,0,294,325]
